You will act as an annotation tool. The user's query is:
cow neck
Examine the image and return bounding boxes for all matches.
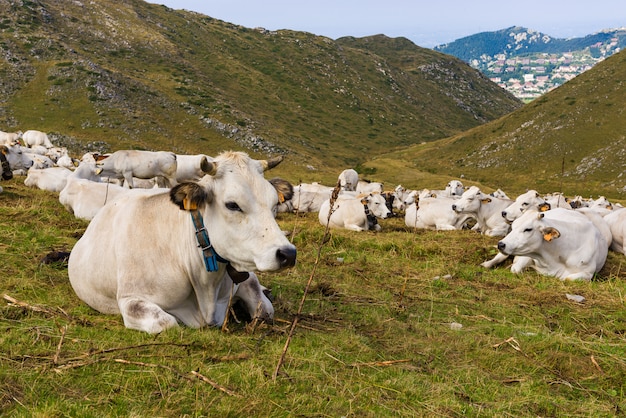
[189,210,250,284]
[363,202,378,230]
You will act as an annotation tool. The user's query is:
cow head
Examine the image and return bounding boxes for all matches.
[452,186,483,213]
[169,151,296,273]
[501,190,549,223]
[497,211,560,256]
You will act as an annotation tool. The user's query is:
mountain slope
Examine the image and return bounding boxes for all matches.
[0,0,520,178]
[365,49,626,198]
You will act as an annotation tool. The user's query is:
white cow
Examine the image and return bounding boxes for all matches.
[338,169,359,191]
[0,131,22,146]
[444,180,465,197]
[482,190,551,269]
[2,144,34,172]
[24,166,73,192]
[452,186,513,237]
[278,182,335,213]
[356,180,384,194]
[68,151,297,333]
[97,150,178,188]
[175,154,216,182]
[22,130,53,149]
[59,162,161,221]
[501,190,551,224]
[319,192,391,231]
[404,196,473,231]
[497,208,608,281]
[603,207,626,255]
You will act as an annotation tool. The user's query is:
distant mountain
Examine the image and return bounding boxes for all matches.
[434,26,626,61]
[435,26,626,100]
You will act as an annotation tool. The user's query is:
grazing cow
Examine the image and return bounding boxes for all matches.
[452,186,513,237]
[497,208,608,281]
[603,207,626,255]
[319,192,391,231]
[405,195,473,231]
[97,150,178,188]
[0,130,22,146]
[24,166,73,192]
[22,130,53,149]
[338,169,359,191]
[68,151,297,333]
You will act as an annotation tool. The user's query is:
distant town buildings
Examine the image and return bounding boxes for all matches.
[472,37,622,101]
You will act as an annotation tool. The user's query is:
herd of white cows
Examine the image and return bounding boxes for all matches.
[2,129,625,332]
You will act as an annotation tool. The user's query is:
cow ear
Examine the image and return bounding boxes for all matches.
[541,227,560,242]
[481,197,492,204]
[269,178,293,203]
[539,202,551,212]
[0,145,7,155]
[260,155,284,171]
[170,182,209,211]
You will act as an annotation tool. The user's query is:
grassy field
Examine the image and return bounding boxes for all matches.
[1,176,625,417]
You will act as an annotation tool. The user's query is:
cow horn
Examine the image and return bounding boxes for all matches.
[260,155,284,171]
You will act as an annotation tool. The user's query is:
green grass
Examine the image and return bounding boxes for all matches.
[1,177,625,417]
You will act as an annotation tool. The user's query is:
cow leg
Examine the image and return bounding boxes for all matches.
[510,256,534,274]
[118,296,178,333]
[123,171,134,189]
[481,251,509,269]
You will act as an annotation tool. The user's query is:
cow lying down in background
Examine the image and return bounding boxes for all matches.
[68,151,296,333]
[496,208,608,281]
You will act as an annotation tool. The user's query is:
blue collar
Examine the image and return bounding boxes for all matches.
[190,210,228,272]
[189,210,250,283]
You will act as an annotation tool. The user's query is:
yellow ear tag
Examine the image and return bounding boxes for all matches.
[481,198,492,204]
[183,197,198,211]
[543,233,554,242]
[277,191,285,204]
[360,198,368,205]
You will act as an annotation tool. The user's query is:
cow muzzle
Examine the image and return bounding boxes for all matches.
[277,245,297,269]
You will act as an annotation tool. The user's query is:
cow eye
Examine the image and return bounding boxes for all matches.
[523,228,532,232]
[225,201,242,212]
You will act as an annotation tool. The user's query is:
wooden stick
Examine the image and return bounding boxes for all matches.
[52,325,67,365]
[191,370,240,397]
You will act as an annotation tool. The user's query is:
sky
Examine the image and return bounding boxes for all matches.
[148,0,626,48]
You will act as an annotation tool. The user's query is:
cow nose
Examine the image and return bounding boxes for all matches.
[501,211,507,218]
[452,204,457,211]
[277,246,297,268]
[497,241,506,252]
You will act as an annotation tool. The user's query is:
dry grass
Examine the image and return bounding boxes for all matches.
[1,177,625,417]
